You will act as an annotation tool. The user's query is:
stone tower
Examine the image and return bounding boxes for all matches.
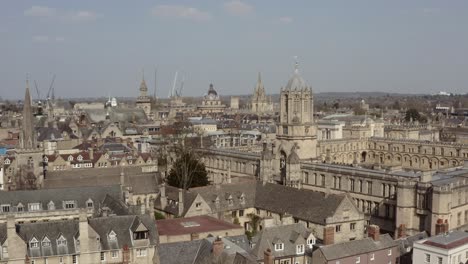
[19,80,37,149]
[136,72,151,116]
[276,62,317,162]
[250,72,273,114]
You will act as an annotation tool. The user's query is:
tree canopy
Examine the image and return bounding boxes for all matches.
[166,147,209,190]
[405,108,427,123]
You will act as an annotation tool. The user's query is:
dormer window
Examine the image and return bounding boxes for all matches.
[4,159,10,165]
[28,203,41,211]
[227,195,233,206]
[133,222,149,240]
[239,194,245,204]
[48,201,55,210]
[1,204,10,213]
[57,235,67,246]
[42,237,51,247]
[77,155,83,161]
[307,237,316,248]
[274,243,284,251]
[43,157,49,162]
[17,203,24,212]
[86,199,93,208]
[64,201,75,209]
[68,156,73,161]
[108,231,117,241]
[30,237,39,248]
[296,244,305,254]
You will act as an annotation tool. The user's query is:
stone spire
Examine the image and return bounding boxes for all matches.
[20,80,36,149]
[139,70,148,96]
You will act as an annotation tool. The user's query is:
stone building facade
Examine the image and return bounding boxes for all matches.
[197,62,468,239]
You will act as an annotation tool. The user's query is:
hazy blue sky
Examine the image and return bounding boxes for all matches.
[1,0,468,100]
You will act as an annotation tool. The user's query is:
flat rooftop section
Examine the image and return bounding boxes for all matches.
[156,215,243,236]
[423,231,468,249]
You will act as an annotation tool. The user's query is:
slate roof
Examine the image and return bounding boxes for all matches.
[159,240,203,264]
[190,182,257,214]
[193,237,257,264]
[318,234,397,260]
[159,235,257,264]
[89,215,158,250]
[397,231,428,256]
[164,180,352,225]
[251,224,311,260]
[17,220,79,257]
[44,166,161,195]
[254,183,347,225]
[154,185,198,216]
[9,214,157,258]
[0,185,122,214]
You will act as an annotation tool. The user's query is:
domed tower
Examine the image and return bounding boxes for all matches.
[276,61,317,165]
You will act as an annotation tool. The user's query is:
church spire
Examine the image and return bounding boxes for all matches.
[20,79,36,149]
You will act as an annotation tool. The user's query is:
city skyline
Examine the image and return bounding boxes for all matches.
[1,0,468,100]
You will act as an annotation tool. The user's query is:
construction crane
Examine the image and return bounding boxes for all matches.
[46,74,56,101]
[34,80,41,101]
[175,74,185,97]
[169,71,178,98]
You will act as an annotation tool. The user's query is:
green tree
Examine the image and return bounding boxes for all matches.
[405,108,421,123]
[166,146,209,190]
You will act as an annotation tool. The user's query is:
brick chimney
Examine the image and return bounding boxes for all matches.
[397,224,407,238]
[264,248,274,264]
[323,226,335,245]
[212,236,224,257]
[368,225,380,241]
[435,219,444,235]
[443,219,449,233]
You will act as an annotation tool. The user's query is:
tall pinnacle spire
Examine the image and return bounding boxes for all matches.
[294,56,299,74]
[20,79,36,149]
[257,72,262,84]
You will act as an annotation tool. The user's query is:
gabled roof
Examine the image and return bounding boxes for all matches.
[89,215,158,250]
[318,234,397,260]
[251,224,310,260]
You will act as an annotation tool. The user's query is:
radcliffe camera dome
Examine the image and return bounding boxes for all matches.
[208,83,218,96]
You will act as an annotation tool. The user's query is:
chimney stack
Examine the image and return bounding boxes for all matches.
[435,219,444,235]
[79,209,91,263]
[212,236,224,257]
[323,226,335,245]
[264,248,274,264]
[178,189,184,216]
[443,219,449,233]
[160,183,167,209]
[368,225,380,241]
[88,147,94,161]
[397,224,407,238]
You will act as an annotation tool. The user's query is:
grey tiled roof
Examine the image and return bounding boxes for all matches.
[190,183,257,214]
[89,215,158,250]
[11,214,158,258]
[255,183,346,225]
[0,185,122,214]
[251,224,310,260]
[159,240,203,264]
[44,167,161,195]
[319,234,397,260]
[193,237,257,264]
[17,220,79,257]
